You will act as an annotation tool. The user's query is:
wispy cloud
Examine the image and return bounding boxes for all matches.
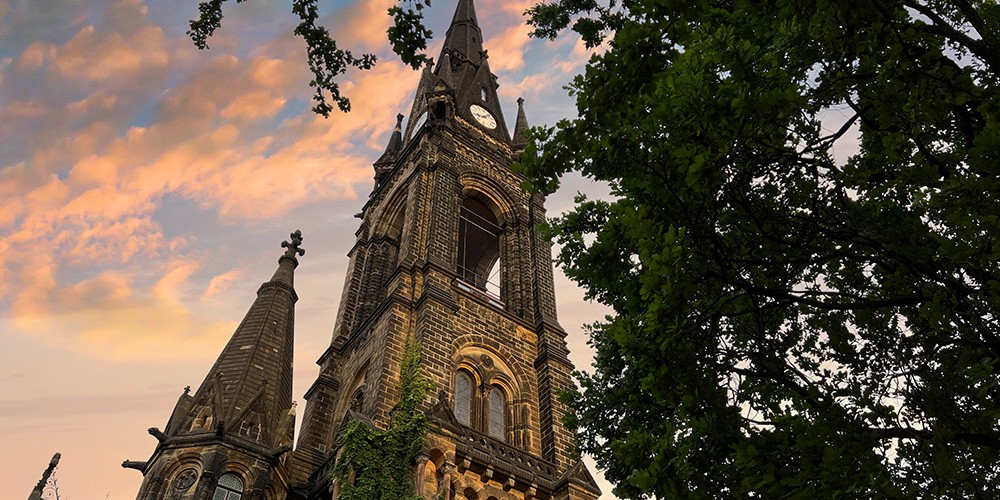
[0,0,420,362]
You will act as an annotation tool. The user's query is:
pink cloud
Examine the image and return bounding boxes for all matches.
[57,271,133,312]
[0,1,427,363]
[204,268,244,298]
[6,255,236,363]
[334,0,396,51]
[13,40,55,73]
[485,21,532,72]
[52,23,168,88]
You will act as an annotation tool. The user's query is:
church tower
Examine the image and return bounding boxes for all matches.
[124,232,304,499]
[292,1,601,498]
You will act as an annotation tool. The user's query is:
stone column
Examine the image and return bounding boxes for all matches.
[440,461,456,500]
[415,453,430,497]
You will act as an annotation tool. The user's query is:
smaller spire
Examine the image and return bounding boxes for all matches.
[512,97,530,149]
[437,50,456,89]
[375,114,405,165]
[28,453,61,500]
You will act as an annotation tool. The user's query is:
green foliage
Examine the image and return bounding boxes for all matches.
[389,1,434,70]
[522,0,1000,498]
[332,338,430,500]
[187,0,432,117]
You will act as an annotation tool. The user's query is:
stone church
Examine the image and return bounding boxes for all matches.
[123,1,601,498]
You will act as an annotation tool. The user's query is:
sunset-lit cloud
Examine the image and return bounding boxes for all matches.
[204,268,244,298]
[1,39,420,367]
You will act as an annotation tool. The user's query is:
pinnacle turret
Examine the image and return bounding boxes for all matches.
[376,114,404,164]
[375,114,405,186]
[512,97,530,149]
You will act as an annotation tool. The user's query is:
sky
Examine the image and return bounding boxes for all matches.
[0,0,615,497]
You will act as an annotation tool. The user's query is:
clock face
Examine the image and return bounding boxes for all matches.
[469,104,497,129]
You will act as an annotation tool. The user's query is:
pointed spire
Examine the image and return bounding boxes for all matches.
[512,97,530,149]
[172,231,302,445]
[375,114,405,187]
[437,50,456,89]
[28,453,61,500]
[376,114,404,165]
[442,0,483,65]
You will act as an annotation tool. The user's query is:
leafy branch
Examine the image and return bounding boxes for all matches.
[187,0,433,117]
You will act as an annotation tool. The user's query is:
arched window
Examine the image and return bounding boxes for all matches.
[488,387,506,441]
[214,473,244,500]
[457,197,501,297]
[454,371,473,425]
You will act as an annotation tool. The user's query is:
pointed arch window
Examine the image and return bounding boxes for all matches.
[488,387,506,441]
[213,473,244,500]
[454,371,473,426]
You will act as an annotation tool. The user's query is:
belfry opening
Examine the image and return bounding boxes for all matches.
[457,196,502,299]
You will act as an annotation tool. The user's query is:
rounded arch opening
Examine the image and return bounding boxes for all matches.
[453,369,476,426]
[487,385,507,441]
[458,195,502,297]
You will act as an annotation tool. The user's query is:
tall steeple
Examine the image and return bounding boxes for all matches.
[403,0,511,145]
[180,230,302,442]
[127,232,303,499]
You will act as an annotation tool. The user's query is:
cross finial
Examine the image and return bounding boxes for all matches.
[281,230,305,259]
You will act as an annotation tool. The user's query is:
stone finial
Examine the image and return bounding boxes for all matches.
[281,230,305,259]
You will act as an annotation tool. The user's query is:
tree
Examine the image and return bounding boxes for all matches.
[188,0,433,117]
[518,0,1000,497]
